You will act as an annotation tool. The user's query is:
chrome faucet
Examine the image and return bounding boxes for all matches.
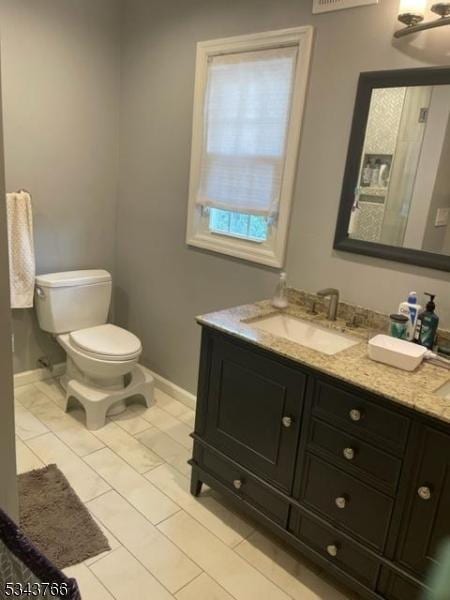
[317,288,340,321]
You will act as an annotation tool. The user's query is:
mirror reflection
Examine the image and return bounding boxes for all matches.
[348,84,450,256]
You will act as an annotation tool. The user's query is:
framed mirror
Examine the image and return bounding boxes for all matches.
[334,67,450,273]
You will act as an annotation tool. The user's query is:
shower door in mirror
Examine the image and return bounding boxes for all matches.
[335,68,450,272]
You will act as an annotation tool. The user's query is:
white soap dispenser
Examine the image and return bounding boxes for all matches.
[272,272,288,309]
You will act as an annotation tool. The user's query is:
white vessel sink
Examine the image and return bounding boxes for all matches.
[253,314,360,356]
[436,381,450,399]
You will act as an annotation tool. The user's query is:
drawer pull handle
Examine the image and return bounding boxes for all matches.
[335,496,348,509]
[418,486,431,501]
[327,544,339,557]
[343,447,355,461]
[349,409,362,422]
[282,416,293,428]
[233,479,243,490]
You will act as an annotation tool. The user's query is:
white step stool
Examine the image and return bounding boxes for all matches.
[64,365,154,430]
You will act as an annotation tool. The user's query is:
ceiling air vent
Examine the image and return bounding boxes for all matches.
[313,0,378,14]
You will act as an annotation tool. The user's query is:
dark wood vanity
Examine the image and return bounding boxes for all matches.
[190,326,450,599]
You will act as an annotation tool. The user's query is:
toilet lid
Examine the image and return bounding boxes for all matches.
[70,324,142,361]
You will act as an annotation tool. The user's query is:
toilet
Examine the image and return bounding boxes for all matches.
[35,269,154,430]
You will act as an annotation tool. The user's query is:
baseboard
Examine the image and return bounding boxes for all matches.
[13,362,197,409]
[140,366,196,410]
[14,362,66,388]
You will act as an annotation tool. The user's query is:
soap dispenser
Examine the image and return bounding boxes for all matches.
[272,272,288,309]
[414,293,439,350]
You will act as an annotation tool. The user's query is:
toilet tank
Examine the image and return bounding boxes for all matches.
[35,270,112,334]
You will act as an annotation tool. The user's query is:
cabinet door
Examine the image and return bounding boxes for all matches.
[396,426,450,578]
[204,334,307,491]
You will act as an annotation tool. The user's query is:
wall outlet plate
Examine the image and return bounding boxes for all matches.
[435,207,450,227]
[313,0,378,13]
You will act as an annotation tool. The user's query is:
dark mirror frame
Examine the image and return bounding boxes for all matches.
[334,67,450,273]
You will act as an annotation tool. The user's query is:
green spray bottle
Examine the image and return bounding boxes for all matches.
[414,294,439,350]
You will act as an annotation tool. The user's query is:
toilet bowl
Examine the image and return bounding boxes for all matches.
[34,270,154,429]
[58,324,142,382]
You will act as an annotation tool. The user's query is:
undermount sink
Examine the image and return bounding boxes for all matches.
[252,313,360,356]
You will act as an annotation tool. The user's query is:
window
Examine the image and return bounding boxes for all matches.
[186,27,313,267]
[210,208,269,242]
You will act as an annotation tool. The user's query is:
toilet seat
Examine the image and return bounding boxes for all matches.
[69,324,142,362]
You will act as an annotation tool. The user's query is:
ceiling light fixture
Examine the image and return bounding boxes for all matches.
[395,0,450,37]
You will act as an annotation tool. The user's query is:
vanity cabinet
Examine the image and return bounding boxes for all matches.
[190,327,450,600]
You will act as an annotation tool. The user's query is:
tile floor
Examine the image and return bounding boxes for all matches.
[14,378,355,600]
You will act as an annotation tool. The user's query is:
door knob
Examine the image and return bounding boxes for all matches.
[282,416,293,428]
[327,544,338,557]
[335,496,348,509]
[233,479,243,490]
[349,409,362,422]
[343,447,355,461]
[418,486,431,501]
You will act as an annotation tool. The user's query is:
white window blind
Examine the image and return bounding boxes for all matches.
[196,46,298,218]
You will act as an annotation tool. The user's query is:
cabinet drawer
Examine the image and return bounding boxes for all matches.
[309,419,402,494]
[312,380,410,456]
[199,447,290,527]
[377,567,425,599]
[300,454,393,550]
[292,512,380,589]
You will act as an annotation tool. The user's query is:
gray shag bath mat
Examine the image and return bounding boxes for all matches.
[18,464,110,570]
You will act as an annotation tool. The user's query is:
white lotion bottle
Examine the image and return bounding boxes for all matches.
[272,272,288,309]
[398,291,422,341]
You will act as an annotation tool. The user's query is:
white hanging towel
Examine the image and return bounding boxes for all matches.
[6,191,36,309]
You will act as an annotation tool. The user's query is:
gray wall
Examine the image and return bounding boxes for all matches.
[0,0,122,373]
[0,68,17,519]
[117,0,450,394]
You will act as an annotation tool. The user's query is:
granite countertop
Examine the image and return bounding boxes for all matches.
[197,292,450,425]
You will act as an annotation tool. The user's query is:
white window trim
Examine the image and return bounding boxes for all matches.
[186,26,314,268]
